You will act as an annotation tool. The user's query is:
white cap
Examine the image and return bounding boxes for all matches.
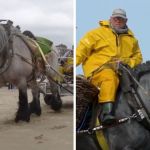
[112,8,127,19]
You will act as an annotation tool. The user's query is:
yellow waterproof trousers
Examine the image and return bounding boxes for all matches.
[91,69,119,103]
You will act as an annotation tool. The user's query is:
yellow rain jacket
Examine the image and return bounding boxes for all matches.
[76,20,143,78]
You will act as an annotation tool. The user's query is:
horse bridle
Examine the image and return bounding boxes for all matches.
[77,113,138,134]
[120,64,150,120]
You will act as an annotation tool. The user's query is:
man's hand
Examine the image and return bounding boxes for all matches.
[118,61,131,70]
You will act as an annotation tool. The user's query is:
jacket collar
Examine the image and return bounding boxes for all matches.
[99,20,134,36]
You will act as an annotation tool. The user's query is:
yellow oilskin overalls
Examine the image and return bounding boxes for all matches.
[76,20,143,103]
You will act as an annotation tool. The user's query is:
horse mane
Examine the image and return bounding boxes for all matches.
[135,61,150,79]
[23,30,37,40]
[0,25,7,52]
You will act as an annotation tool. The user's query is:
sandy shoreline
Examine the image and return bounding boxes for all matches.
[0,87,73,150]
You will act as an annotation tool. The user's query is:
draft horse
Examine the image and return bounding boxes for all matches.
[0,20,62,122]
[76,61,150,150]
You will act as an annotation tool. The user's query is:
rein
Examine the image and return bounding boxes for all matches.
[77,113,138,134]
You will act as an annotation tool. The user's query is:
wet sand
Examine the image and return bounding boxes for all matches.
[0,87,73,150]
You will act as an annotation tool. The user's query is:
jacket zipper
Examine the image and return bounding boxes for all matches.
[115,34,120,57]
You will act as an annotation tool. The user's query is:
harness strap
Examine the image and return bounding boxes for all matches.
[77,113,137,134]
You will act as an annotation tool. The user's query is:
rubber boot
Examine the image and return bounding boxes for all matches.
[100,102,116,125]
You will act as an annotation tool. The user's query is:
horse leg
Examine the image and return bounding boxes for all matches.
[45,50,62,111]
[48,78,62,111]
[29,84,41,116]
[15,84,30,122]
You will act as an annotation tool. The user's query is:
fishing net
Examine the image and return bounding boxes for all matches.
[76,75,99,127]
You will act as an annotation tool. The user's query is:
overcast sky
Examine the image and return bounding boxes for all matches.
[0,0,73,48]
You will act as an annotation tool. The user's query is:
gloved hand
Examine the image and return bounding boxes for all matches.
[118,61,132,72]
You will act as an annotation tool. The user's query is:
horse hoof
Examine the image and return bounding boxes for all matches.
[44,94,53,105]
[15,112,30,123]
[15,117,30,123]
[29,102,41,116]
[51,99,62,111]
[45,94,62,111]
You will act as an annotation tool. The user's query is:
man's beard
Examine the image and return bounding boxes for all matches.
[110,23,128,34]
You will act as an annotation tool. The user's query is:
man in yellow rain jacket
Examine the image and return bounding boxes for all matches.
[76,8,143,125]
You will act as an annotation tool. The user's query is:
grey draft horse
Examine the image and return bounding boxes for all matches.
[0,21,62,122]
[76,62,150,150]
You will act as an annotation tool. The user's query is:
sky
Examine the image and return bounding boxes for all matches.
[76,0,150,74]
[0,0,73,48]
